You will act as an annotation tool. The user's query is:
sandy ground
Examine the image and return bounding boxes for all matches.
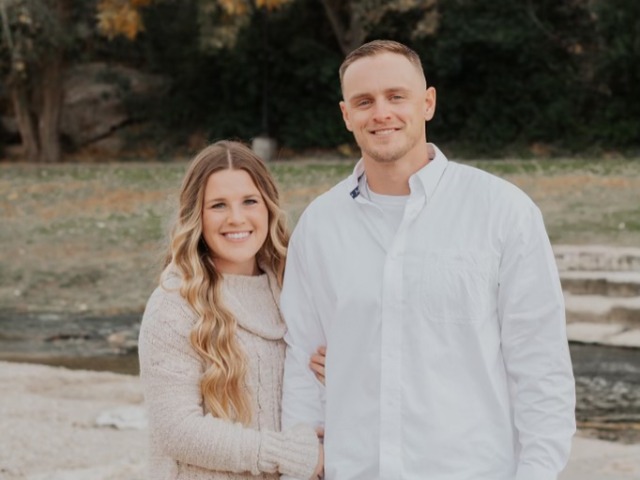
[0,361,147,480]
[2,360,640,480]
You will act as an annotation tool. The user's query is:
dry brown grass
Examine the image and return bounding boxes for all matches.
[1,157,639,316]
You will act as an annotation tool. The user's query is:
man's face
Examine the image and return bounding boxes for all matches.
[339,52,436,165]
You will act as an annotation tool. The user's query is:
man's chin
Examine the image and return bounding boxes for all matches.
[367,149,403,164]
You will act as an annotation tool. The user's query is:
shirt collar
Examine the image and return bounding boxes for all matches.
[410,143,448,201]
[346,143,449,201]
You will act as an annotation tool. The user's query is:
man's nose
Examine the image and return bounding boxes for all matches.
[372,100,391,121]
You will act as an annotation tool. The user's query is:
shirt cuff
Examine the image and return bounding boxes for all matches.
[516,463,560,480]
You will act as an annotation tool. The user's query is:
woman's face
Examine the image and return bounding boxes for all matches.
[201,168,269,275]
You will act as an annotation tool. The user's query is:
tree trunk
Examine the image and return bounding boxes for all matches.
[38,54,63,163]
[319,0,368,55]
[346,5,367,54]
[320,0,350,55]
[10,85,40,162]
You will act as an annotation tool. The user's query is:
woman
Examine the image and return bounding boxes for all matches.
[138,140,323,479]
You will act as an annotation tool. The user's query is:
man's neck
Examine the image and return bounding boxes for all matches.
[364,144,435,195]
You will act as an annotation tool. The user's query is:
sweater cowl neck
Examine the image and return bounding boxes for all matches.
[220,269,286,341]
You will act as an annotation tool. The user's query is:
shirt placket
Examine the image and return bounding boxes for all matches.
[378,192,424,480]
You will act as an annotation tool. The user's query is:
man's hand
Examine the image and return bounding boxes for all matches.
[311,427,324,479]
[309,346,326,385]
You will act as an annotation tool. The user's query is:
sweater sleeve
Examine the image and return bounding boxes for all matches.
[138,290,319,478]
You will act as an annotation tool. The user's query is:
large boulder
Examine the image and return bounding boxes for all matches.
[60,63,171,147]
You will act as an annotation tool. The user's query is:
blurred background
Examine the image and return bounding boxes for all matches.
[1,3,640,477]
[1,0,639,163]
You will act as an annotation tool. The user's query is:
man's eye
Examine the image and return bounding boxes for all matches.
[357,99,371,107]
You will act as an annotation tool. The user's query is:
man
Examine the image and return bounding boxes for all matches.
[281,39,575,480]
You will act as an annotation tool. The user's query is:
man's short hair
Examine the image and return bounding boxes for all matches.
[339,40,426,90]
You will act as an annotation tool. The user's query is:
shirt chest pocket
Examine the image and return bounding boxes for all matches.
[420,251,497,324]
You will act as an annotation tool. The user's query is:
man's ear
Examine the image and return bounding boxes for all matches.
[424,87,437,122]
[340,101,353,132]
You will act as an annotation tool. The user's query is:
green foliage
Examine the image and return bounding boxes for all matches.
[404,0,640,154]
[260,4,350,148]
[589,0,640,147]
[3,0,639,156]
[412,0,581,152]
[131,0,351,150]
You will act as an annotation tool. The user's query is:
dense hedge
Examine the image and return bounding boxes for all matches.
[128,0,639,155]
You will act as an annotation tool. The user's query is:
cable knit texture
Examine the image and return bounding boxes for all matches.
[138,266,319,480]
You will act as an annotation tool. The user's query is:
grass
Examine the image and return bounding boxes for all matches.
[1,156,639,315]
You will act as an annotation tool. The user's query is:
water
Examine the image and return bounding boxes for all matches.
[1,312,640,440]
[0,312,141,375]
[0,351,139,375]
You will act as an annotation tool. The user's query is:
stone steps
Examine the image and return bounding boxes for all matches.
[554,245,640,271]
[554,245,640,348]
[561,271,640,297]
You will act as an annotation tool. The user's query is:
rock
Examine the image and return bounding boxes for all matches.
[95,405,148,431]
[60,62,171,148]
[252,135,277,162]
[2,63,170,154]
[554,245,640,272]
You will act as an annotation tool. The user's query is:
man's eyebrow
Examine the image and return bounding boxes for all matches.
[348,87,410,101]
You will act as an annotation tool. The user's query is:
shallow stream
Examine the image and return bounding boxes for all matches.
[1,313,639,441]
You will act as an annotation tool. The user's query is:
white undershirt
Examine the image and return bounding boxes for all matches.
[360,177,409,250]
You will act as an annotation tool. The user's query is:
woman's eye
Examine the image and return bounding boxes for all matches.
[210,203,225,209]
[244,198,258,206]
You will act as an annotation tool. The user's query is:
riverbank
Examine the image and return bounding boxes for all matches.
[0,360,638,480]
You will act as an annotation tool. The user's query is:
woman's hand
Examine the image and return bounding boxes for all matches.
[309,346,326,385]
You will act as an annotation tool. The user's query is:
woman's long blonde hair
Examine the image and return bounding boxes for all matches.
[165,140,289,424]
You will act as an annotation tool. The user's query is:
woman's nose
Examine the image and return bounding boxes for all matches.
[227,205,245,224]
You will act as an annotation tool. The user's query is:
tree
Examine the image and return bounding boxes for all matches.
[319,0,439,55]
[96,0,153,40]
[1,0,69,162]
[97,0,294,149]
[103,0,439,56]
[0,0,153,163]
[97,0,291,46]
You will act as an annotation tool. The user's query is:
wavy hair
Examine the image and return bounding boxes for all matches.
[164,140,289,424]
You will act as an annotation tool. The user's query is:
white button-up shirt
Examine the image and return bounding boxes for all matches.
[280,145,575,480]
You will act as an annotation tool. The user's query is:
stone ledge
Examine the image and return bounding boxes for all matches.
[567,322,640,348]
[554,245,640,272]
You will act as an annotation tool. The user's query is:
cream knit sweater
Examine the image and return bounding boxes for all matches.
[138,267,319,480]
